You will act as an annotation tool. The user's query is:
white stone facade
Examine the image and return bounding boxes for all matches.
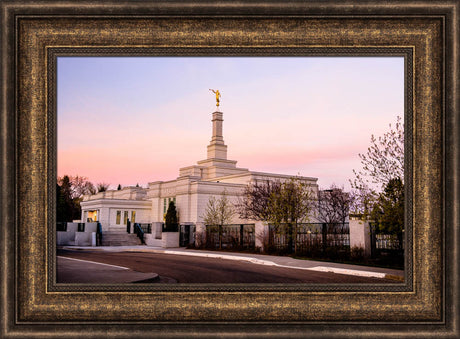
[81,187,151,232]
[57,222,98,246]
[80,109,319,239]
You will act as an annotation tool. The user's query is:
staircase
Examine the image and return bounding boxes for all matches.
[101,231,144,246]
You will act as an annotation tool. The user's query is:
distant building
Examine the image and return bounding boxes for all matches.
[80,109,319,244]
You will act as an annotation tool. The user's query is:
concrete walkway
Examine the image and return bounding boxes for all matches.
[59,245,405,282]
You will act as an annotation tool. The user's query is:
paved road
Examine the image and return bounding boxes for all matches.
[57,256,159,283]
[57,249,394,284]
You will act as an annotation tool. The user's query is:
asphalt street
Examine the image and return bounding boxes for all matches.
[57,249,397,284]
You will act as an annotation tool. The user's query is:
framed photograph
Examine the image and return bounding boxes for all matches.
[1,1,458,338]
[55,55,406,287]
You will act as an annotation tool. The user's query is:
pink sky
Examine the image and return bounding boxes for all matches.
[58,57,404,190]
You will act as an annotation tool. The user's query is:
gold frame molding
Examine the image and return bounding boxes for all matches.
[1,1,458,338]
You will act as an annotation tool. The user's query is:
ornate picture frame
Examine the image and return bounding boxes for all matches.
[1,1,458,337]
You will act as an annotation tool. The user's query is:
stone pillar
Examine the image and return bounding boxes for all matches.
[195,221,206,247]
[81,210,87,223]
[99,207,110,231]
[349,218,372,257]
[207,111,228,159]
[161,232,179,248]
[152,222,163,239]
[254,221,268,252]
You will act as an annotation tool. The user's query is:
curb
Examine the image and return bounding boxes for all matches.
[60,246,404,281]
[122,248,403,280]
[300,265,387,279]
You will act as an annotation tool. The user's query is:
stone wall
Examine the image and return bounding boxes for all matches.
[56,222,97,247]
[161,232,179,248]
[144,234,162,247]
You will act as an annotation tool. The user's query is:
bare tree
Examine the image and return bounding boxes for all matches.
[238,177,314,253]
[57,175,96,222]
[237,180,282,221]
[349,186,375,217]
[202,191,235,249]
[96,182,110,193]
[71,176,96,198]
[270,177,314,252]
[350,115,404,216]
[316,185,354,225]
[315,185,354,251]
[352,115,404,188]
[57,175,96,199]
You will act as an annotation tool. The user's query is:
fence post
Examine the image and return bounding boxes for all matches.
[195,222,205,247]
[254,221,267,252]
[349,216,372,257]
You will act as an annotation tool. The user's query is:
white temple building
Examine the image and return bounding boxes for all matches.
[80,107,319,246]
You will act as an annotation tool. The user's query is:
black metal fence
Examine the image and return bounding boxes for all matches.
[56,222,67,232]
[376,234,403,250]
[133,223,146,244]
[205,224,255,250]
[135,223,152,234]
[56,222,86,232]
[180,224,195,247]
[267,223,350,254]
[369,222,404,256]
[77,222,85,232]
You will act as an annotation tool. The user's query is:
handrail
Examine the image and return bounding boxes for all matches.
[96,222,103,246]
[136,223,152,234]
[133,223,145,244]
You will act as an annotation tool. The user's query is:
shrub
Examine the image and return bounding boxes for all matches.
[350,246,365,261]
[164,201,178,232]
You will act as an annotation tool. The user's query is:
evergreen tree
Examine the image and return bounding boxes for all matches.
[164,201,178,231]
[371,177,404,249]
[57,175,97,222]
[57,175,75,222]
[56,184,68,222]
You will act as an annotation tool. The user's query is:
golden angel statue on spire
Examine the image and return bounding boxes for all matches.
[209,89,221,107]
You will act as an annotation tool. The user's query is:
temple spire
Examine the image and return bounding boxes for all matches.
[207,110,228,160]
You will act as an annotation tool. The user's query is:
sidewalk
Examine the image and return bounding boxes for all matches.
[60,245,405,281]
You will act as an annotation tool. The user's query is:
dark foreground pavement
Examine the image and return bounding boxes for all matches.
[57,256,159,283]
[57,247,404,284]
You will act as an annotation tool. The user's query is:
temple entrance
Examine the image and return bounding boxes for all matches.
[86,210,98,222]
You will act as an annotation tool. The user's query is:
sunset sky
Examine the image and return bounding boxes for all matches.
[57,57,404,190]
